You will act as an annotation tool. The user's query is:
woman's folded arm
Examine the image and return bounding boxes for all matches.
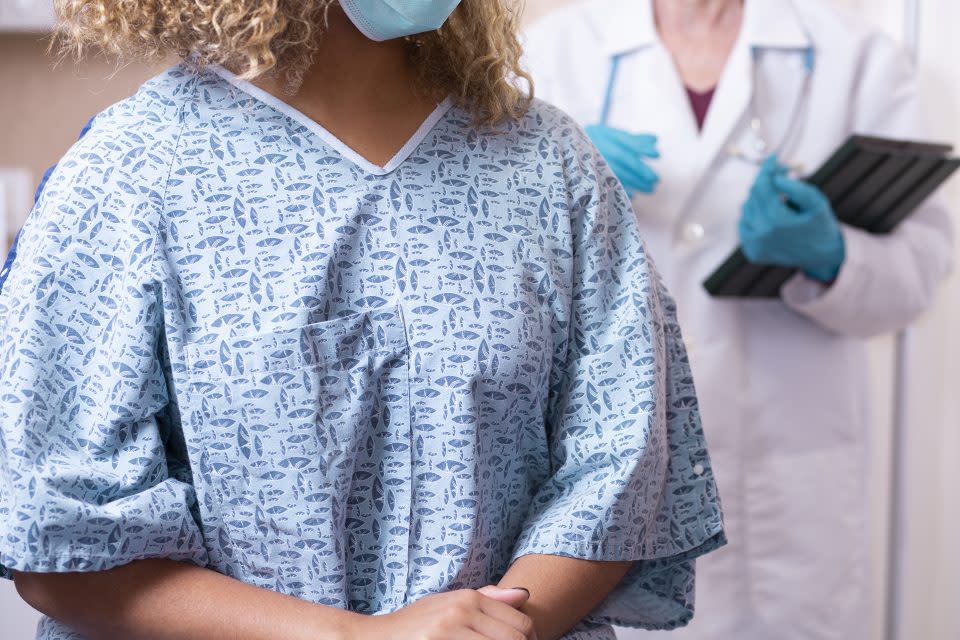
[13,559,359,640]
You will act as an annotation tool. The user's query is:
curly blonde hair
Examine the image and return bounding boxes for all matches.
[53,0,533,127]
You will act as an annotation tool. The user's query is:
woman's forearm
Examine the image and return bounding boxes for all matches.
[13,559,360,640]
[497,554,633,640]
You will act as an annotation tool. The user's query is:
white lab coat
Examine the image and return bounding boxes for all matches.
[525,1,954,638]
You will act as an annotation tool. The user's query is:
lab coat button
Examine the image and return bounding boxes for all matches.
[681,223,705,244]
[693,463,705,476]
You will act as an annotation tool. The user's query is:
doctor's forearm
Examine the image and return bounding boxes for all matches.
[13,559,358,640]
[782,215,953,337]
[498,553,633,640]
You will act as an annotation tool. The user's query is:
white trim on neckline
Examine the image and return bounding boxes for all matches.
[210,65,453,176]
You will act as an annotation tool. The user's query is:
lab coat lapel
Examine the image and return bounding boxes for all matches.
[750,50,811,173]
[697,38,753,187]
[596,0,755,223]
[595,0,811,222]
[606,43,702,224]
[596,0,704,223]
[721,0,812,172]
[609,37,754,225]
[675,0,816,210]
[746,0,813,172]
[656,0,812,219]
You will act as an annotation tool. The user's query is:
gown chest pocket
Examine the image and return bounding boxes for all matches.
[182,306,411,588]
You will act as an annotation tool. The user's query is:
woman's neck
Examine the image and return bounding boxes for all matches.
[255,7,441,167]
[653,0,743,36]
[652,0,744,92]
[284,8,420,110]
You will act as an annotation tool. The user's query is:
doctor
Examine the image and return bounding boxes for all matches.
[526,0,953,638]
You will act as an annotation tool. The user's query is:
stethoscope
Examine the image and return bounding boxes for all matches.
[599,45,816,175]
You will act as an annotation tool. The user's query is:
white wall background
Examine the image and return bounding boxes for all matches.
[822,2,960,640]
[1,1,957,639]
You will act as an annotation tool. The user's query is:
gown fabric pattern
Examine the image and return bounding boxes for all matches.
[0,65,724,640]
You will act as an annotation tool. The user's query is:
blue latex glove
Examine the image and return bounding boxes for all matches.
[584,124,660,196]
[739,156,846,282]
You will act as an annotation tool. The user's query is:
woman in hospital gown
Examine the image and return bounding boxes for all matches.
[0,2,723,639]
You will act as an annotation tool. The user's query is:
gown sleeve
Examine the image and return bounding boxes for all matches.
[509,122,726,630]
[0,101,207,579]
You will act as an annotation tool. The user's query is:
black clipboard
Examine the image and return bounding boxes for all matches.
[703,135,960,298]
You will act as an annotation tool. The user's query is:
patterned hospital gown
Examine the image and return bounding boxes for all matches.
[0,64,724,639]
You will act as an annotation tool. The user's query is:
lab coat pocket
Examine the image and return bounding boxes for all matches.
[183,306,411,594]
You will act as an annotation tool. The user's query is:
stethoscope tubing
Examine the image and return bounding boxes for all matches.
[599,44,815,174]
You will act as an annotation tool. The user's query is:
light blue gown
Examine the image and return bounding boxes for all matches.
[0,65,724,639]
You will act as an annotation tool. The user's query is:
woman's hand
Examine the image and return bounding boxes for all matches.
[348,588,536,640]
[495,554,635,640]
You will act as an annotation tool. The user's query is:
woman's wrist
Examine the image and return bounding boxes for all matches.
[303,607,367,640]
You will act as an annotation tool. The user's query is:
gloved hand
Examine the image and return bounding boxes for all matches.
[739,156,846,282]
[584,124,660,196]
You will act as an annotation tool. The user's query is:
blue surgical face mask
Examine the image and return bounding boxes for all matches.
[340,0,462,42]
